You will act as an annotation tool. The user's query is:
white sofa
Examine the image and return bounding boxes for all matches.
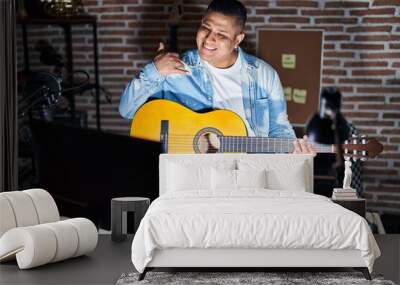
[0,188,98,269]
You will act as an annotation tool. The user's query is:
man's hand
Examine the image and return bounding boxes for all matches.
[292,135,316,156]
[153,42,188,76]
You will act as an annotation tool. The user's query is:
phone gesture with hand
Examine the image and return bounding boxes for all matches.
[153,42,188,76]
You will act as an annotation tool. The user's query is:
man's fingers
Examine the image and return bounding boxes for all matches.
[292,140,300,153]
[298,138,306,153]
[166,52,180,58]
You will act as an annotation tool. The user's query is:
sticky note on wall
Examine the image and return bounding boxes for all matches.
[283,87,292,101]
[293,89,307,104]
[282,54,296,69]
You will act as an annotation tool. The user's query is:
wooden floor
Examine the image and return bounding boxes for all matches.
[0,235,398,285]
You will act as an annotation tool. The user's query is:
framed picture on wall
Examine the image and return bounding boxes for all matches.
[257,29,323,126]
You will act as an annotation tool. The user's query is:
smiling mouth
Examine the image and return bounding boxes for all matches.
[203,45,217,52]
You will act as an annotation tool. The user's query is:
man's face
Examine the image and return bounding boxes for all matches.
[196,11,245,68]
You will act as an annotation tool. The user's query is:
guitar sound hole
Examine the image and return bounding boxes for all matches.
[194,128,222,154]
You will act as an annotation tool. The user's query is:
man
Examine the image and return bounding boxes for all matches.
[119,0,314,154]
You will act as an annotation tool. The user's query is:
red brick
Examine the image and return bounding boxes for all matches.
[363,168,397,176]
[93,53,125,60]
[344,61,388,67]
[128,21,165,28]
[102,0,138,4]
[390,137,400,143]
[99,30,136,36]
[269,17,310,23]
[342,112,379,118]
[87,6,124,13]
[355,35,400,42]
[367,201,400,210]
[353,120,394,127]
[364,161,389,167]
[244,1,269,7]
[324,44,335,50]
[98,21,126,28]
[379,152,400,158]
[343,95,385,102]
[358,87,400,93]
[359,104,400,110]
[323,59,341,66]
[360,52,400,59]
[377,195,400,201]
[301,9,344,16]
[383,113,400,119]
[315,18,358,24]
[324,51,355,58]
[363,17,400,23]
[256,8,297,15]
[254,24,297,30]
[341,43,385,50]
[323,69,347,76]
[325,34,351,41]
[339,78,382,84]
[373,0,400,6]
[352,69,396,76]
[101,14,138,20]
[102,46,139,53]
[302,25,343,32]
[142,13,171,20]
[387,79,400,84]
[127,6,165,12]
[246,16,265,23]
[81,0,99,6]
[277,1,319,7]
[346,25,392,33]
[322,78,336,84]
[98,38,124,44]
[325,1,369,8]
[354,128,378,134]
[350,7,396,15]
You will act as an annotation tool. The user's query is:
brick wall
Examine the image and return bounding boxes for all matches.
[17,0,400,214]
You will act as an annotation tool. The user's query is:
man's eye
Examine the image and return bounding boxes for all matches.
[217,34,228,39]
[201,26,210,32]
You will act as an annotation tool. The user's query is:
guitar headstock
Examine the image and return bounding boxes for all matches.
[342,135,383,161]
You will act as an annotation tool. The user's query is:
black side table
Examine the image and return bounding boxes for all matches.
[332,198,366,218]
[111,197,150,242]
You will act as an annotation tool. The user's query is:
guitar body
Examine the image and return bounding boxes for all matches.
[130,99,247,153]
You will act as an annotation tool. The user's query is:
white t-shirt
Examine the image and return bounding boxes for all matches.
[202,54,255,136]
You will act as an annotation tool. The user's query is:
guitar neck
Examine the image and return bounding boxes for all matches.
[219,136,334,154]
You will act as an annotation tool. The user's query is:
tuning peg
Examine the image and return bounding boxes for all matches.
[344,140,348,144]
[352,134,358,138]
[360,157,367,162]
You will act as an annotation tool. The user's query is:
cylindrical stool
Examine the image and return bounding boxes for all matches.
[111,197,150,242]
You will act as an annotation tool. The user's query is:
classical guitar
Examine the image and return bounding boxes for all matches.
[130,99,383,158]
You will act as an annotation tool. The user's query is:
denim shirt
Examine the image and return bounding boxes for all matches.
[119,48,295,138]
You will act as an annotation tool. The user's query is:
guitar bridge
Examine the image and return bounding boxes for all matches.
[160,120,169,153]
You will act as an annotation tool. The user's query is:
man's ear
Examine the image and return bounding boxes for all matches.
[235,32,245,48]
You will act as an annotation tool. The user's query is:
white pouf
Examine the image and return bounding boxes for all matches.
[0,189,98,269]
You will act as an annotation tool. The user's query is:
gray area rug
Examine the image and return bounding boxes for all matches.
[116,272,396,285]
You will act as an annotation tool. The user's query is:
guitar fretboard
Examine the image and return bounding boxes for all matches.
[219,136,333,154]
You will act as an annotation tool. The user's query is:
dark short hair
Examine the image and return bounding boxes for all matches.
[205,0,247,31]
